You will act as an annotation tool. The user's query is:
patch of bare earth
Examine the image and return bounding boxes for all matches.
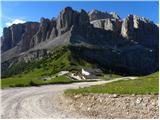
[63,94,159,119]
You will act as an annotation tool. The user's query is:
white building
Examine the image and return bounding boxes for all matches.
[81,68,103,79]
[82,68,90,76]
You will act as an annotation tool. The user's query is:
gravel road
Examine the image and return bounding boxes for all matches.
[1,77,136,119]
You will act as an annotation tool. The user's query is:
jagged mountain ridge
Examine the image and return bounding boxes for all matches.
[1,7,159,75]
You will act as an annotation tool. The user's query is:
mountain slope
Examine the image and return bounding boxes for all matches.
[1,7,159,76]
[1,45,95,78]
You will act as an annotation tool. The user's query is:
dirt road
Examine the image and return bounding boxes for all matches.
[1,77,136,119]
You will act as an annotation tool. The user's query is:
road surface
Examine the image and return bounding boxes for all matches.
[1,77,136,119]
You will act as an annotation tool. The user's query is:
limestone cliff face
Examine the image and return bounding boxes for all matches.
[88,9,120,21]
[1,22,39,52]
[90,19,122,33]
[1,7,91,53]
[1,7,159,75]
[56,7,90,35]
[121,15,159,48]
[1,27,12,52]
[20,22,40,52]
[30,18,55,48]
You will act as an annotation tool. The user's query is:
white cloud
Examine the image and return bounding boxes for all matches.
[6,19,26,27]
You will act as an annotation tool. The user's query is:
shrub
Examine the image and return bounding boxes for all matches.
[29,81,39,86]
[14,84,25,87]
[9,84,15,87]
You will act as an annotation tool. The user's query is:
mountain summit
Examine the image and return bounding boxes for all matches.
[88,9,121,21]
[1,7,159,76]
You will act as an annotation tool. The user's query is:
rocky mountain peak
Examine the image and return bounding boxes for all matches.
[110,12,121,20]
[64,6,73,12]
[89,9,99,14]
[88,9,121,21]
[121,14,158,48]
[91,19,122,33]
[56,7,77,35]
[40,17,50,23]
[79,9,90,25]
[56,7,91,35]
[125,14,153,26]
[1,7,158,75]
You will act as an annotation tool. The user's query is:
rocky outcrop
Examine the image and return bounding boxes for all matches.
[49,19,58,40]
[70,44,158,75]
[30,18,54,48]
[56,7,90,35]
[56,7,78,35]
[19,22,40,51]
[88,9,120,21]
[1,49,49,75]
[121,15,159,48]
[1,27,12,52]
[1,22,40,52]
[1,24,24,52]
[91,19,122,33]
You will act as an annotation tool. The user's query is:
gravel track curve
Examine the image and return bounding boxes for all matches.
[1,77,136,119]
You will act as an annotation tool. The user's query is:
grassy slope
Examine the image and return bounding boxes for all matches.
[1,46,95,88]
[42,46,92,76]
[98,74,121,80]
[65,72,159,94]
[1,69,82,89]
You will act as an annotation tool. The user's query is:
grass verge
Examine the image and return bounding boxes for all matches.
[98,74,121,80]
[65,72,159,95]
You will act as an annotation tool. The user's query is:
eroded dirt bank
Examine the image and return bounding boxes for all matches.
[64,94,159,119]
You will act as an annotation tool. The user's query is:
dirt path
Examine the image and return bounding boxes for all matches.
[1,77,136,119]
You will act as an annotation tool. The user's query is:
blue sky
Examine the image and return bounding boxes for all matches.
[1,1,159,36]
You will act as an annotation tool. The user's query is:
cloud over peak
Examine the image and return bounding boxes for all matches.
[6,19,26,27]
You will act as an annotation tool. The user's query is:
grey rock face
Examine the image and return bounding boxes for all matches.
[88,9,120,21]
[1,24,24,52]
[2,49,48,72]
[1,22,40,52]
[20,22,40,52]
[10,24,24,47]
[49,19,58,40]
[18,49,48,62]
[31,18,52,46]
[70,44,158,75]
[79,9,90,25]
[91,19,122,33]
[121,15,159,48]
[1,27,12,52]
[56,7,78,35]
[56,7,90,35]
[110,12,121,20]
